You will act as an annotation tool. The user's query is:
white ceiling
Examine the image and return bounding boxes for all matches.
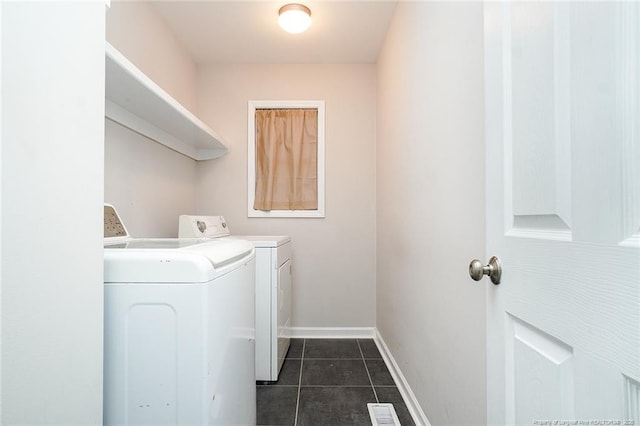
[150,1,398,64]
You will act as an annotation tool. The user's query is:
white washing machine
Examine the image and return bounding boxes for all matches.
[103,205,256,425]
[179,215,292,382]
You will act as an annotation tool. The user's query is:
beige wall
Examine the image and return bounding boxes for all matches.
[105,1,199,237]
[376,3,486,425]
[104,120,197,237]
[106,0,198,112]
[195,64,377,328]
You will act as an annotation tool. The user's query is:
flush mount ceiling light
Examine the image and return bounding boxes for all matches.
[278,3,312,34]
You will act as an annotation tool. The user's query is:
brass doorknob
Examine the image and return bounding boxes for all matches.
[469,256,501,285]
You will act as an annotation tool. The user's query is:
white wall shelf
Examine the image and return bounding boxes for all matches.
[105,42,228,161]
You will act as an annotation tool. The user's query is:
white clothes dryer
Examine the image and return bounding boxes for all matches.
[179,215,292,382]
[103,205,256,425]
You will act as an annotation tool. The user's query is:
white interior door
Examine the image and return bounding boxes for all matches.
[485,2,640,424]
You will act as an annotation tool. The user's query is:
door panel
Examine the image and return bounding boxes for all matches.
[485,2,640,424]
[511,2,571,233]
[625,377,640,421]
[510,316,574,424]
[570,3,624,244]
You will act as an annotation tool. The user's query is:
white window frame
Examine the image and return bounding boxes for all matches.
[247,100,325,218]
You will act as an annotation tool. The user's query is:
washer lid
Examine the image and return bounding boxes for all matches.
[104,238,254,283]
[231,235,291,248]
[105,239,205,249]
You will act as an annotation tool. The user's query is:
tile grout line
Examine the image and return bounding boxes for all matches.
[293,339,306,426]
[296,385,389,388]
[297,357,363,360]
[358,339,379,403]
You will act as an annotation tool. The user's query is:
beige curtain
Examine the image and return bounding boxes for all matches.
[254,108,318,211]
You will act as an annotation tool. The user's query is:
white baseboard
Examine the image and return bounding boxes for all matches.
[289,326,376,339]
[375,329,431,426]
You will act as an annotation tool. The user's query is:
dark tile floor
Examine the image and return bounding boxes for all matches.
[256,338,415,426]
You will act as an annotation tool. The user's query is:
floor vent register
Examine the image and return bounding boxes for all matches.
[367,403,401,425]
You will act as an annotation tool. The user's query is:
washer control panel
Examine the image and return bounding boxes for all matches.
[178,215,230,238]
[104,204,129,239]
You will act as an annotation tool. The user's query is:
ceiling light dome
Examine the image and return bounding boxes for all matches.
[278,4,312,34]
